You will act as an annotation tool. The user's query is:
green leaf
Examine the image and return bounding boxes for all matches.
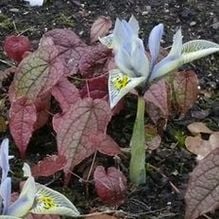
[129,96,146,185]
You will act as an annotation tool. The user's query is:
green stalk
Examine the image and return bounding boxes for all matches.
[129,96,146,185]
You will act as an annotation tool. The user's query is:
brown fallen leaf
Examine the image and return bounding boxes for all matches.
[187,122,213,135]
[145,124,161,151]
[185,135,213,160]
[90,16,112,43]
[185,148,219,219]
[185,123,219,160]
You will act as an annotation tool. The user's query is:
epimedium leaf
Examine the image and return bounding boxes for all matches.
[51,77,80,113]
[185,148,219,219]
[43,29,87,76]
[13,37,65,101]
[53,98,112,174]
[9,97,37,158]
[172,70,198,116]
[80,75,108,99]
[85,132,121,156]
[34,94,51,130]
[90,16,112,43]
[79,44,111,77]
[26,214,60,219]
[144,79,170,120]
[31,155,67,177]
[93,166,127,206]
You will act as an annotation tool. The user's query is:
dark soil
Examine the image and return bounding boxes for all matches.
[0,0,219,219]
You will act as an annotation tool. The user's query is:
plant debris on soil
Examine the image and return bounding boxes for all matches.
[0,0,219,219]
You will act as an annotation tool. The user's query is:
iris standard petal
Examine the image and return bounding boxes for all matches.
[168,28,183,57]
[128,15,140,35]
[115,43,135,77]
[148,23,164,66]
[0,177,12,214]
[0,139,12,181]
[131,38,150,77]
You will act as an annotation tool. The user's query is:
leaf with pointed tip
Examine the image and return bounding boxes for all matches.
[80,75,108,99]
[30,183,80,217]
[90,16,112,43]
[144,79,169,121]
[34,94,51,130]
[53,98,112,173]
[51,77,80,113]
[185,148,219,219]
[26,214,60,219]
[43,29,87,75]
[9,98,37,158]
[13,38,65,101]
[32,155,67,177]
[85,132,121,156]
[172,70,198,116]
[94,166,127,206]
[79,44,111,77]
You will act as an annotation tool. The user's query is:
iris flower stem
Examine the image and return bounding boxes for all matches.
[129,96,146,185]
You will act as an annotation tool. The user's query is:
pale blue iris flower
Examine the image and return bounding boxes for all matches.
[100,16,219,108]
[0,139,80,218]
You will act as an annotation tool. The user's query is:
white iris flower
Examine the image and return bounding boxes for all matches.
[0,139,80,218]
[100,16,219,108]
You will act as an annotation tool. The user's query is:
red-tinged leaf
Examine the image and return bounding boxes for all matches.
[185,148,219,219]
[53,98,112,173]
[43,29,87,75]
[31,155,66,177]
[172,70,198,116]
[3,35,32,63]
[13,37,65,101]
[26,214,60,219]
[79,44,111,77]
[93,166,127,206]
[34,94,51,130]
[90,16,112,43]
[85,132,121,156]
[80,75,108,99]
[85,214,117,219]
[51,77,81,112]
[9,97,37,158]
[144,79,170,122]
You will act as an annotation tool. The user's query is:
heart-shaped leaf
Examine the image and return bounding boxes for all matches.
[53,98,112,173]
[13,38,65,101]
[93,166,127,206]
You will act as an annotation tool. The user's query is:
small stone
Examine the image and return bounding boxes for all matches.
[142,11,149,15]
[190,21,197,26]
[212,22,219,30]
[146,5,152,12]
[9,8,19,12]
